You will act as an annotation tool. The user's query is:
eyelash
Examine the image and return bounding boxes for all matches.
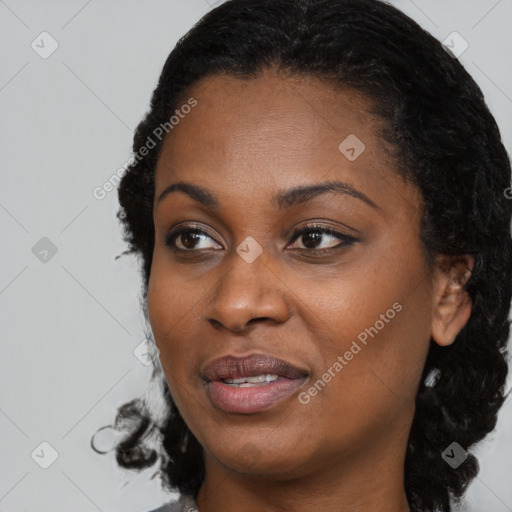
[164,223,358,254]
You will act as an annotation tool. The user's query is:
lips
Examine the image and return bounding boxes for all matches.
[201,353,309,381]
[201,354,309,414]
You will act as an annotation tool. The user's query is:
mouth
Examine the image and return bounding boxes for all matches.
[222,374,282,387]
[201,354,310,414]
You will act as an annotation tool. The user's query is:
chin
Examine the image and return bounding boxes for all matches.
[205,433,314,478]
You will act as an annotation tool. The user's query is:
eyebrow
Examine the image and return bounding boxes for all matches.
[156,180,379,210]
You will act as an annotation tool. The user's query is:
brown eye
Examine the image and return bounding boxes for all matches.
[288,226,357,251]
[165,227,223,251]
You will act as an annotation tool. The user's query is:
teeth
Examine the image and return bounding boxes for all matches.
[223,374,279,386]
[226,378,247,384]
[245,375,270,384]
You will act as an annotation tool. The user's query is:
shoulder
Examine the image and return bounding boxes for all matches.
[147,494,198,512]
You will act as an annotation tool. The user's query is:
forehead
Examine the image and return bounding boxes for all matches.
[154,69,419,220]
[161,69,385,160]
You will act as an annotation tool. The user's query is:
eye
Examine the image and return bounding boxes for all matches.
[287,224,357,251]
[165,223,357,253]
[165,226,223,251]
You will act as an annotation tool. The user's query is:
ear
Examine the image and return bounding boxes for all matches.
[431,254,474,347]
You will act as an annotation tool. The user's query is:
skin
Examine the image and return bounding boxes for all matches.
[147,68,473,512]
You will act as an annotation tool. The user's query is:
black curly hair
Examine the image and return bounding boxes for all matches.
[91,1,512,510]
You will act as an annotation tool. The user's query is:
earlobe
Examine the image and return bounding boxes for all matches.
[431,255,474,347]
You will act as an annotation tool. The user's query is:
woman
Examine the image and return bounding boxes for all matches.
[92,0,512,510]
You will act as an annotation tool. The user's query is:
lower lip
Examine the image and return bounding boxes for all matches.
[206,378,307,414]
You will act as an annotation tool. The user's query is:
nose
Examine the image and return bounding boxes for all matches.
[204,250,290,333]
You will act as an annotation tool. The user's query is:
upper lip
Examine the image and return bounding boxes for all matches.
[201,354,310,382]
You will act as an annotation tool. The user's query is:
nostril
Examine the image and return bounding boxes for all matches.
[247,317,272,325]
[207,318,224,330]
[205,316,271,334]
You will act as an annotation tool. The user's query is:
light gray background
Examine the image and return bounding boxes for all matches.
[1,1,511,511]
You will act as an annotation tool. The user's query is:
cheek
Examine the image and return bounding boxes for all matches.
[147,245,197,331]
[305,288,422,399]
[146,254,199,377]
[310,300,430,456]
[304,255,429,358]
[147,280,202,422]
[300,240,433,425]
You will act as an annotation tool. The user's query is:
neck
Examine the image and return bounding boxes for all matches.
[196,415,412,512]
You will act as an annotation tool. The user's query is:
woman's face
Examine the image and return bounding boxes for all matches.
[147,69,468,480]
